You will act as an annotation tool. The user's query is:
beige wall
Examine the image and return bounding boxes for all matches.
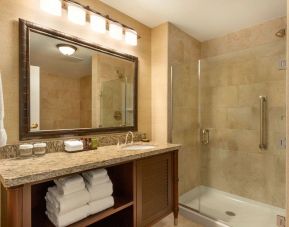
[168,23,201,195]
[200,17,286,208]
[40,71,81,130]
[80,75,92,128]
[151,23,169,143]
[0,0,151,143]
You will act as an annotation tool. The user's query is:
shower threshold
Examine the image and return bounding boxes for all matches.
[179,186,285,227]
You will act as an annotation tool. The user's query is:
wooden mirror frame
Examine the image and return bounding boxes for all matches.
[19,19,138,140]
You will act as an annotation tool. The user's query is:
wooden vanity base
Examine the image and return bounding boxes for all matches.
[1,150,178,227]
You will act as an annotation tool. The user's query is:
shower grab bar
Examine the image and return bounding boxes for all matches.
[259,96,267,150]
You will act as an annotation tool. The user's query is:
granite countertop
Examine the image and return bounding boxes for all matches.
[0,143,181,188]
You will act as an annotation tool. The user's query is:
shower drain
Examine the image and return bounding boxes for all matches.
[225,211,236,216]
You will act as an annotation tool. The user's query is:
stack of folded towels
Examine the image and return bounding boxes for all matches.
[82,168,114,215]
[45,169,114,227]
[45,174,90,227]
[64,140,83,152]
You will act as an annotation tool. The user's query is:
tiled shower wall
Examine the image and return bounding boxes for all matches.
[200,17,286,208]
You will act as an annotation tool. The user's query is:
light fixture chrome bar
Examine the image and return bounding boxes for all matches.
[259,96,267,150]
[62,0,140,38]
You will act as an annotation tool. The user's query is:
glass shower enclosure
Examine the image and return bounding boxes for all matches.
[174,38,286,226]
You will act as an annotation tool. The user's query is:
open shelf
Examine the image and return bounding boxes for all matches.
[33,197,133,227]
[31,162,134,227]
[70,197,133,227]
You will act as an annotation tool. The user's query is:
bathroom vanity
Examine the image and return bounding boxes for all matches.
[0,144,180,227]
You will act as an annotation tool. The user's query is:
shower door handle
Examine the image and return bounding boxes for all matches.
[259,96,267,150]
[168,66,174,143]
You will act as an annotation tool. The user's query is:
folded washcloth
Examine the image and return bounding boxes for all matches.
[82,169,107,181]
[82,169,109,185]
[46,186,90,214]
[86,181,113,201]
[84,176,110,187]
[54,175,85,195]
[64,140,83,148]
[65,145,83,152]
[88,196,114,216]
[54,174,83,188]
[46,204,89,227]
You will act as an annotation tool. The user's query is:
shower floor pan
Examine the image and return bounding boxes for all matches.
[179,186,285,227]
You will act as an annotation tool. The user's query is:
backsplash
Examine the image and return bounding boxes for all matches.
[0,132,145,159]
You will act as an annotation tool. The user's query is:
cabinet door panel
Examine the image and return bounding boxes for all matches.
[136,153,172,226]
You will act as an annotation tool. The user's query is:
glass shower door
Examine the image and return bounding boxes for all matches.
[198,39,286,227]
[170,61,201,213]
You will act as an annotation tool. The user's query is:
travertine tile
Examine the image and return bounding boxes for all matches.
[153,214,203,227]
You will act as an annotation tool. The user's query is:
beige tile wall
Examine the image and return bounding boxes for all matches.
[0,0,151,143]
[200,17,287,208]
[80,75,92,128]
[151,23,169,143]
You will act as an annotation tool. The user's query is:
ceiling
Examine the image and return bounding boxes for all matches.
[30,32,93,78]
[100,0,286,41]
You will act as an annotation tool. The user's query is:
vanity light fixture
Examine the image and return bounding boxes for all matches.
[124,29,138,46]
[109,21,123,40]
[56,44,77,56]
[90,14,106,33]
[67,3,86,25]
[40,0,140,46]
[40,0,62,16]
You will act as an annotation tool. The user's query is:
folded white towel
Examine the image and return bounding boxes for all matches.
[64,140,83,148]
[54,176,85,195]
[46,204,89,227]
[46,186,89,214]
[87,181,113,201]
[88,196,114,216]
[82,169,107,181]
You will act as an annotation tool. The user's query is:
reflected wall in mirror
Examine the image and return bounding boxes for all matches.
[20,19,138,140]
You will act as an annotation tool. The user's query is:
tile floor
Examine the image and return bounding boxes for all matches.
[153,214,203,227]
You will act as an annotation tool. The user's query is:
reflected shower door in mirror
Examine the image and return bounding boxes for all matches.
[20,19,138,140]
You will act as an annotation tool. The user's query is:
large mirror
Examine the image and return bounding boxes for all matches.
[19,19,138,140]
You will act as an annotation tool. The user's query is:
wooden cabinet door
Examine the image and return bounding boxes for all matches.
[136,153,172,227]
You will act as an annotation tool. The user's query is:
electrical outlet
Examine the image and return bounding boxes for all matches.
[277,215,286,227]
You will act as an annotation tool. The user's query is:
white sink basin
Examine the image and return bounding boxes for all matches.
[121,144,156,151]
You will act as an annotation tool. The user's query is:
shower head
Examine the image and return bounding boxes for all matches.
[275,28,286,38]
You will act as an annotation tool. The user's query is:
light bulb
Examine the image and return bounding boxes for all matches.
[40,0,62,16]
[67,4,86,25]
[90,14,106,33]
[109,21,123,40]
[125,29,138,46]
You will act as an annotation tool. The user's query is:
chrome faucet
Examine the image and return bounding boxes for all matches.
[125,131,134,145]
